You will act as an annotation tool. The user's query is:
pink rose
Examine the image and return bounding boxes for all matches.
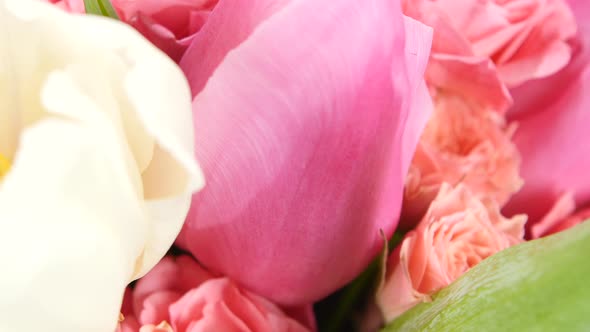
[118,255,312,332]
[401,91,522,226]
[176,0,434,305]
[43,0,84,13]
[529,192,590,239]
[378,184,526,321]
[404,0,577,87]
[43,0,216,62]
[502,0,590,226]
[111,0,218,62]
[425,53,513,114]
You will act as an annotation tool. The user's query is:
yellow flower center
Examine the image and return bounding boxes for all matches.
[0,153,11,180]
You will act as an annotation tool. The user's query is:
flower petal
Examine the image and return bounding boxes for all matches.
[504,56,590,223]
[124,53,204,278]
[179,0,292,96]
[508,0,590,119]
[178,0,432,304]
[0,1,200,329]
[401,16,434,177]
[0,84,137,331]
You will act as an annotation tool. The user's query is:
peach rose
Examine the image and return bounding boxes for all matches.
[530,192,590,239]
[378,184,526,321]
[404,0,577,87]
[118,255,312,332]
[401,91,522,225]
[425,53,513,114]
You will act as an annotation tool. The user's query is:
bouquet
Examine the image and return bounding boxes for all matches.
[0,0,588,331]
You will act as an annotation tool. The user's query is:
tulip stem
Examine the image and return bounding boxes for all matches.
[325,258,379,332]
[315,231,405,332]
[83,0,119,19]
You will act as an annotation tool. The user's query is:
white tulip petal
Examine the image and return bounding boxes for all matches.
[125,57,205,277]
[126,56,203,198]
[0,117,135,332]
[0,0,202,330]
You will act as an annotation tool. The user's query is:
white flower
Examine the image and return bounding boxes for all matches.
[0,0,203,331]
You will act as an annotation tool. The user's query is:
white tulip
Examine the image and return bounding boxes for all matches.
[0,0,203,331]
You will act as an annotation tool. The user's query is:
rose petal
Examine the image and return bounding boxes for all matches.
[427,54,512,112]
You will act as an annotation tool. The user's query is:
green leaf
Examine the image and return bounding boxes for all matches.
[83,0,119,20]
[382,221,590,332]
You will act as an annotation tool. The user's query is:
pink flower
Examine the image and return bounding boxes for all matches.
[402,91,522,226]
[43,0,217,62]
[404,0,577,87]
[529,192,590,239]
[425,53,513,114]
[503,0,590,226]
[176,0,434,305]
[378,184,526,321]
[118,255,312,332]
[400,2,526,227]
[43,0,218,62]
[43,0,84,13]
[111,0,218,62]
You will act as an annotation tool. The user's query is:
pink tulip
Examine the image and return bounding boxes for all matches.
[177,0,433,305]
[503,0,590,227]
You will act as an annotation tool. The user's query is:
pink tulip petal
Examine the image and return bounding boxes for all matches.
[402,16,434,176]
[178,0,432,304]
[568,0,590,28]
[179,0,291,95]
[504,0,590,223]
[504,57,590,223]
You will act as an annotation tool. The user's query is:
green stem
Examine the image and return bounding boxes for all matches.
[319,231,406,332]
[324,260,379,332]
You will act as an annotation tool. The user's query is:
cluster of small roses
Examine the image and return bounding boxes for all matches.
[379,0,589,323]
